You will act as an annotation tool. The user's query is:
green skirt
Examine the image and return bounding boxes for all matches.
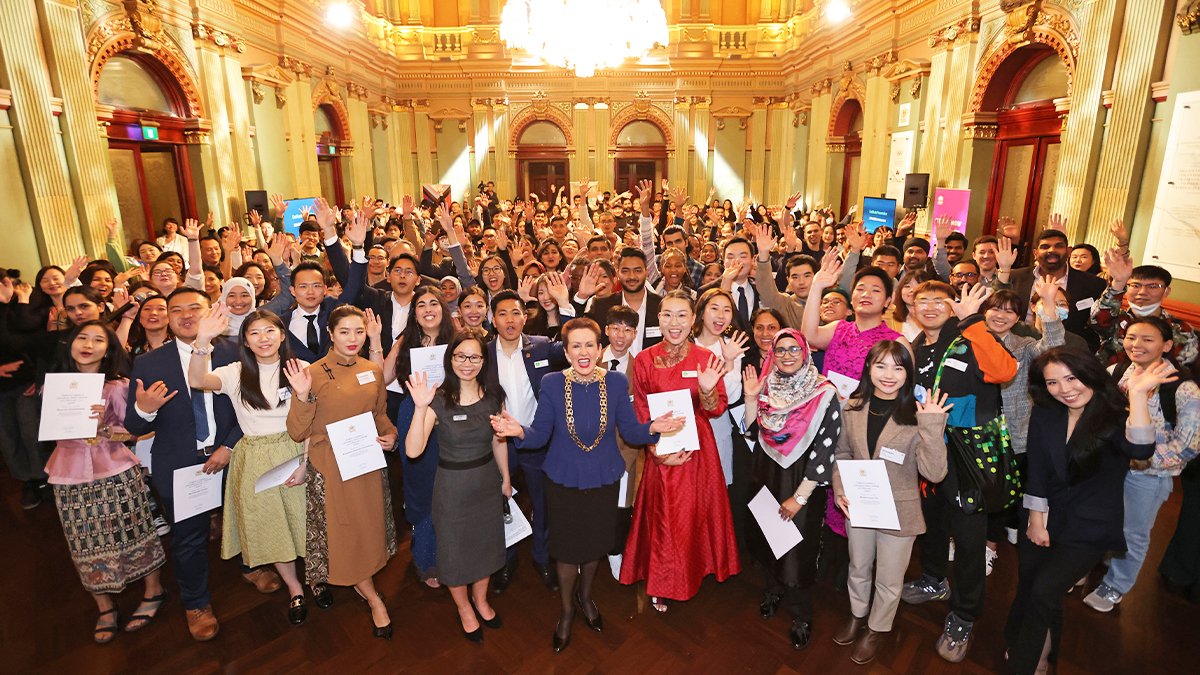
[222,431,307,567]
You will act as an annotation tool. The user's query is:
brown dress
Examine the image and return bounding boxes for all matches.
[287,354,398,586]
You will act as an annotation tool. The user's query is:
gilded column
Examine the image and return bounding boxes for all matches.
[194,40,241,221]
[937,31,979,190]
[0,0,83,264]
[1084,0,1174,249]
[916,47,950,231]
[692,97,711,202]
[594,101,611,189]
[280,60,316,197]
[492,102,511,198]
[40,0,118,258]
[766,99,791,205]
[473,99,491,184]
[572,100,588,181]
[346,87,375,200]
[413,100,434,186]
[749,97,769,201]
[672,97,691,192]
[390,101,415,198]
[221,51,259,216]
[859,53,896,206]
[806,80,831,207]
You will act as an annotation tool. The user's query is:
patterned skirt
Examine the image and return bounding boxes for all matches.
[221,432,307,568]
[53,466,166,594]
[304,465,398,585]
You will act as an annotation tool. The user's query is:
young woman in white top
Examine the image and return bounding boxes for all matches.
[691,288,750,486]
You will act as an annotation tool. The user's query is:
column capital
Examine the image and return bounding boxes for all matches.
[927,16,981,51]
[192,22,246,54]
[1180,0,1200,34]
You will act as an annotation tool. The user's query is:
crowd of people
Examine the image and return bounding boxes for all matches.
[2,176,1198,674]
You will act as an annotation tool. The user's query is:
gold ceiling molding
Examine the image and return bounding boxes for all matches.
[280,55,315,78]
[927,15,982,50]
[1180,0,1200,34]
[711,106,752,130]
[192,21,245,53]
[866,50,898,76]
[428,107,472,132]
[882,58,930,82]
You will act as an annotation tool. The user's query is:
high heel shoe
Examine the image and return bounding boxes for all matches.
[373,622,393,640]
[552,618,572,653]
[575,592,603,633]
[470,600,503,629]
[463,626,484,644]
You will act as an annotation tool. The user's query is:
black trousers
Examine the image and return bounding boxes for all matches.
[1004,538,1104,675]
[918,491,989,622]
[729,430,753,553]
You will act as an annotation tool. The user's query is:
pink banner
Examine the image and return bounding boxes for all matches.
[929,188,970,248]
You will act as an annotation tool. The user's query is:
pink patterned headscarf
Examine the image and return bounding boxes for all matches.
[756,328,836,458]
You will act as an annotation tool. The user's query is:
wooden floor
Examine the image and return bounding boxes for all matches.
[4,469,1198,675]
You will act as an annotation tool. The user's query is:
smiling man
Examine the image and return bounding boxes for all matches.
[576,247,662,356]
[1090,258,1197,367]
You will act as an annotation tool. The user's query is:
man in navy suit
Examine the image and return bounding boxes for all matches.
[123,287,261,641]
[488,290,567,593]
[280,217,369,363]
[356,251,423,421]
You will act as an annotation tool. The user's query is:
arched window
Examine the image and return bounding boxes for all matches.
[97,55,179,116]
[519,121,568,145]
[613,121,668,193]
[616,120,665,146]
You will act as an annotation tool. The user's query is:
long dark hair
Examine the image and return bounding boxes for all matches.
[892,269,934,323]
[440,327,505,409]
[845,340,918,425]
[1029,347,1128,481]
[126,295,172,356]
[234,261,272,305]
[236,310,294,411]
[57,320,131,381]
[396,285,456,385]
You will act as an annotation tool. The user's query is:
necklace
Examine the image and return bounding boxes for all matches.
[564,369,608,452]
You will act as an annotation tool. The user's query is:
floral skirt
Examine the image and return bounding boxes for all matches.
[53,466,166,594]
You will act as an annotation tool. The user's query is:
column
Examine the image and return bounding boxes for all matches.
[222,52,259,217]
[938,37,978,190]
[805,83,831,207]
[749,97,769,201]
[282,73,316,197]
[347,95,376,199]
[766,101,791,204]
[672,98,691,191]
[390,104,415,198]
[493,103,512,197]
[195,46,241,221]
[1084,0,1174,249]
[692,98,711,200]
[39,0,118,257]
[0,0,83,265]
[414,101,434,186]
[1050,0,1123,243]
[572,101,588,181]
[858,73,891,204]
[916,48,950,231]
[594,102,611,189]
[473,100,490,184]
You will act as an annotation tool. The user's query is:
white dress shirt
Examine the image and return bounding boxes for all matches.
[391,294,411,339]
[288,306,321,346]
[602,347,631,376]
[731,279,756,320]
[134,339,217,450]
[628,292,649,358]
[496,337,539,426]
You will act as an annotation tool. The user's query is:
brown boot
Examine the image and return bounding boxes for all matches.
[832,614,867,646]
[851,629,886,665]
[186,605,220,641]
[243,568,282,593]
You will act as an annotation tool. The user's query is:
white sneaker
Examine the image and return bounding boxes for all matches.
[608,553,623,581]
[1006,527,1018,545]
[985,546,998,576]
[1083,583,1123,612]
[153,514,171,537]
[948,538,955,562]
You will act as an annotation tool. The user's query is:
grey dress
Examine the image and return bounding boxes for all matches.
[430,394,506,586]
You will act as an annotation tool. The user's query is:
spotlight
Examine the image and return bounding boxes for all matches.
[827,0,851,22]
[327,2,354,28]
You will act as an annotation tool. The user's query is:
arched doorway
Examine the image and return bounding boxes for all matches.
[613,120,668,193]
[516,121,570,202]
[315,104,346,207]
[98,53,195,246]
[831,99,863,216]
[981,45,1069,254]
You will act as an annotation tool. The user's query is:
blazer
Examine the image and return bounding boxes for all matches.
[1023,405,1155,551]
[487,334,567,402]
[698,277,760,328]
[123,338,242,502]
[584,290,664,350]
[832,405,948,537]
[996,265,1107,351]
[279,254,367,363]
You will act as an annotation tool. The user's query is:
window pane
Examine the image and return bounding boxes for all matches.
[519,121,567,145]
[98,56,175,114]
[616,120,665,146]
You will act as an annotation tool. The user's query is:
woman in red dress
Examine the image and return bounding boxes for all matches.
[620,290,742,610]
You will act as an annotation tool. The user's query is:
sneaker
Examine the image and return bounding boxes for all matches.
[900,575,950,604]
[935,613,973,662]
[19,481,42,510]
[153,514,171,537]
[1083,583,1123,612]
[985,546,998,576]
[1006,526,1018,545]
[948,538,955,562]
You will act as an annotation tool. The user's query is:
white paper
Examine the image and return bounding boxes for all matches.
[254,455,303,493]
[410,345,448,387]
[748,486,804,559]
[134,435,154,474]
[1144,89,1200,283]
[38,373,105,441]
[826,370,860,402]
[837,459,902,531]
[729,404,747,434]
[504,495,533,548]
[326,412,387,481]
[885,131,915,202]
[647,389,699,455]
[617,470,631,508]
[172,464,224,522]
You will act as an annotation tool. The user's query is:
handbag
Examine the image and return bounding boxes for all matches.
[934,337,1022,515]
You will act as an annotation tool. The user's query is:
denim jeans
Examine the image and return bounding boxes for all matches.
[1102,472,1173,595]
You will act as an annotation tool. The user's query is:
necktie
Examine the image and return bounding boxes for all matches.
[305,315,320,356]
[737,286,750,323]
[192,387,209,443]
[610,359,620,371]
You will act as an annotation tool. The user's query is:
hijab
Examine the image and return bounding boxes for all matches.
[756,328,837,468]
[220,277,256,336]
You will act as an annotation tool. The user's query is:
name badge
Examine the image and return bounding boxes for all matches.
[944,358,968,372]
[453,414,467,421]
[1076,297,1095,311]
[356,371,376,385]
[277,387,292,401]
[880,446,906,464]
[630,394,635,402]
[645,326,662,338]
[682,370,698,378]
[534,359,549,368]
[914,384,928,405]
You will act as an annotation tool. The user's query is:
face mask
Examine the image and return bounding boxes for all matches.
[1128,301,1161,317]
[825,217,834,225]
[1056,306,1070,321]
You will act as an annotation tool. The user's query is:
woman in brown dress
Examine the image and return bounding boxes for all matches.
[285,306,398,640]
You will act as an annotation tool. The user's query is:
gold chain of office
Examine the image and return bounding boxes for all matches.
[563,369,608,452]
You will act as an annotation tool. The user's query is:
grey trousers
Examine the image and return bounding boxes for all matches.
[847,524,916,632]
[0,387,46,483]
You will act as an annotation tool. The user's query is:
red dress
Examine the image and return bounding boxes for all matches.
[619,342,742,600]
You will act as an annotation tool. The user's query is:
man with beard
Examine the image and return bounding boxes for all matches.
[992,229,1107,351]
[949,261,982,296]
[576,247,661,357]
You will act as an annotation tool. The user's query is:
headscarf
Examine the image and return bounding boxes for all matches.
[756,328,837,468]
[441,275,462,314]
[220,277,256,336]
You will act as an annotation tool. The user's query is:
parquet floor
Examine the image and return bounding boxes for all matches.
[3,469,1197,675]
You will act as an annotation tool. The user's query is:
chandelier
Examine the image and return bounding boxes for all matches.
[500,0,669,77]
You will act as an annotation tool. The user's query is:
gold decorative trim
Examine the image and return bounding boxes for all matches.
[607,94,674,146]
[87,16,204,119]
[1180,0,1200,34]
[963,124,998,140]
[928,16,982,50]
[192,22,246,53]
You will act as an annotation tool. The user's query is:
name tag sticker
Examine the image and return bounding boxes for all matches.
[1076,297,1095,311]
[645,326,662,338]
[356,371,376,385]
[944,358,968,372]
[682,370,698,378]
[278,388,292,401]
[630,394,635,402]
[534,359,549,368]
[453,414,467,422]
[914,384,929,404]
[880,447,906,464]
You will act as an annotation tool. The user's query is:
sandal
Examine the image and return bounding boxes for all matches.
[650,596,668,613]
[424,577,441,589]
[94,607,119,644]
[124,591,167,632]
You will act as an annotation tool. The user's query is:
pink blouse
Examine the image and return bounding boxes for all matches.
[45,379,139,486]
[822,319,901,382]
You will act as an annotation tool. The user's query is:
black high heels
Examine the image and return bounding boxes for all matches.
[575,592,603,633]
[464,626,484,644]
[373,622,393,640]
[552,619,572,653]
[470,600,503,629]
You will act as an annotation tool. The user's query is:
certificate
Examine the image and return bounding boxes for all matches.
[410,345,448,387]
[647,389,699,455]
[748,486,804,559]
[836,459,901,530]
[826,370,859,402]
[38,372,105,441]
[326,412,387,481]
[134,435,154,474]
[503,495,533,548]
[255,455,303,493]
[172,464,224,522]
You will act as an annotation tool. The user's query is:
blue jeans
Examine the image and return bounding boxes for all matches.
[1103,472,1173,595]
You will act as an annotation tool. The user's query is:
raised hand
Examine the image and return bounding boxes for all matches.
[952,282,993,319]
[180,218,200,241]
[1032,276,1061,314]
[266,232,288,266]
[135,379,178,414]
[490,410,524,438]
[494,226,509,250]
[636,179,655,214]
[401,194,415,217]
[896,212,917,238]
[545,270,570,307]
[1109,218,1130,246]
[915,388,954,415]
[671,185,688,209]
[407,371,438,408]
[1127,361,1178,397]
[1104,247,1133,287]
[577,262,602,299]
[364,308,383,342]
[697,352,727,394]
[844,220,867,252]
[1047,213,1066,232]
[577,177,591,198]
[934,214,954,243]
[517,275,536,302]
[754,222,776,255]
[649,411,686,434]
[13,282,32,304]
[248,209,262,226]
[104,217,120,240]
[63,255,89,286]
[785,190,803,210]
[998,215,1020,241]
[783,223,801,251]
[996,235,1018,272]
[284,359,312,399]
[313,198,337,237]
[721,259,744,285]
[197,302,230,344]
[720,331,750,363]
[811,249,843,292]
[742,364,764,399]
[270,193,287,217]
[346,211,368,247]
[220,223,243,253]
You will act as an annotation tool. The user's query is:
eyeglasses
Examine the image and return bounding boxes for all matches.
[452,353,483,364]
[151,270,176,278]
[295,283,325,291]
[391,268,417,277]
[482,265,505,275]
[915,299,949,309]
[773,346,806,357]
[951,272,979,280]
[368,255,389,262]
[1126,281,1165,291]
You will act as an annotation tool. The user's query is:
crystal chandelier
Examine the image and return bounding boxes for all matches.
[500,0,669,77]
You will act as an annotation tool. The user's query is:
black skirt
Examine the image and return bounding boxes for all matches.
[544,477,620,564]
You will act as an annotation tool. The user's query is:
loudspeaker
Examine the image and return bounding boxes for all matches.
[245,190,269,218]
[903,174,929,209]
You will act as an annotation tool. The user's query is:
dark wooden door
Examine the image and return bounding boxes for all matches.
[615,160,658,194]
[984,106,1062,266]
[526,161,568,202]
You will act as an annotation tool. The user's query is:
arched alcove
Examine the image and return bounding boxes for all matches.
[614,120,668,193]
[829,99,863,216]
[516,120,571,202]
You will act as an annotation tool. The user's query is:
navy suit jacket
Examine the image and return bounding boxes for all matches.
[489,334,566,454]
[280,253,368,362]
[123,338,242,502]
